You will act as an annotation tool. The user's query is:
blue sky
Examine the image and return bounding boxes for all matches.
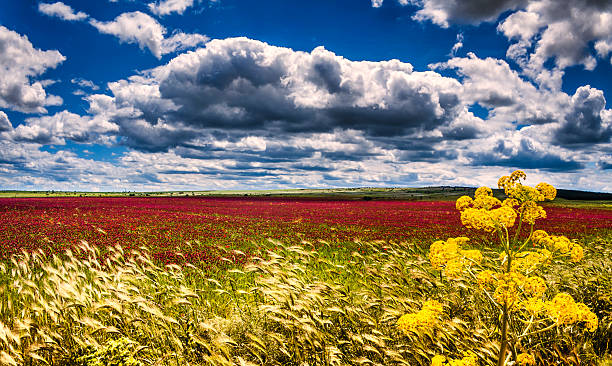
[1,0,611,192]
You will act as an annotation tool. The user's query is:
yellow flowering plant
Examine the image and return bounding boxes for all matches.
[415,170,598,365]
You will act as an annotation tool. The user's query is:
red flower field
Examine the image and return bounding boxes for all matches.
[0,197,610,264]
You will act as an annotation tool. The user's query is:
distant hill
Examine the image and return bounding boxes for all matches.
[1,186,611,201]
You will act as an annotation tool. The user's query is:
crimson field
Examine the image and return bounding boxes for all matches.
[1,196,611,264]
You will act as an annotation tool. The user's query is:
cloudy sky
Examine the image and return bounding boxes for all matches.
[1,0,611,192]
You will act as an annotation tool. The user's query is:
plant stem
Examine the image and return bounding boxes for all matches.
[497,302,509,366]
[497,234,513,366]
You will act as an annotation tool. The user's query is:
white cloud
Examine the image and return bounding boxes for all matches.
[0,26,65,113]
[161,32,209,54]
[89,11,208,58]
[409,0,527,27]
[433,53,612,150]
[38,2,88,21]
[71,78,99,90]
[12,110,119,145]
[0,111,12,132]
[395,1,612,90]
[450,33,463,56]
[85,37,467,152]
[90,11,166,59]
[554,85,612,146]
[432,53,566,128]
[149,0,194,16]
[497,1,612,88]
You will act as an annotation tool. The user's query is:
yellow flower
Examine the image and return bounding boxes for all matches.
[450,352,478,366]
[429,239,460,269]
[475,186,493,197]
[545,293,598,331]
[510,170,526,182]
[473,195,501,210]
[460,249,483,264]
[516,353,536,365]
[523,276,547,297]
[536,182,556,200]
[477,270,496,289]
[493,272,525,307]
[498,175,511,190]
[531,230,548,244]
[512,251,548,273]
[545,293,579,325]
[570,244,584,262]
[429,240,450,269]
[521,297,545,315]
[510,185,544,203]
[461,206,516,232]
[432,353,478,366]
[429,237,478,279]
[431,355,446,366]
[443,258,464,279]
[489,206,517,228]
[397,300,444,335]
[502,198,518,208]
[456,195,473,211]
[548,235,572,253]
[520,201,546,224]
[576,303,598,332]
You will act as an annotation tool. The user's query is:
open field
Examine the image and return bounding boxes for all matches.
[1,196,611,264]
[1,193,612,365]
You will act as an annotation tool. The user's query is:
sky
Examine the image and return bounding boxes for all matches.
[1,0,612,192]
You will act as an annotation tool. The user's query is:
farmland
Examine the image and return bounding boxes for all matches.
[0,196,610,264]
[1,188,612,365]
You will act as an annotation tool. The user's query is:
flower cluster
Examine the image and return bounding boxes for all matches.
[477,270,547,308]
[431,352,478,366]
[516,353,536,365]
[545,293,598,332]
[456,187,517,232]
[496,171,556,225]
[532,230,584,262]
[428,237,482,278]
[397,300,443,335]
[497,171,556,202]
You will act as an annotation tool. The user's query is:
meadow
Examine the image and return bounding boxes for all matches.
[1,181,611,365]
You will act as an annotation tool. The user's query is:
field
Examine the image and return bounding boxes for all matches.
[1,194,612,365]
[1,196,611,264]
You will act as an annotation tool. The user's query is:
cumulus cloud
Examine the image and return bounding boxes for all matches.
[598,155,612,170]
[396,0,612,89]
[89,11,208,58]
[149,0,194,16]
[0,111,12,132]
[408,0,527,27]
[0,26,65,113]
[86,37,470,152]
[433,53,612,150]
[160,32,209,54]
[90,11,166,59]
[498,0,612,87]
[11,110,118,145]
[433,53,564,127]
[467,132,584,171]
[554,86,612,146]
[38,2,88,21]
